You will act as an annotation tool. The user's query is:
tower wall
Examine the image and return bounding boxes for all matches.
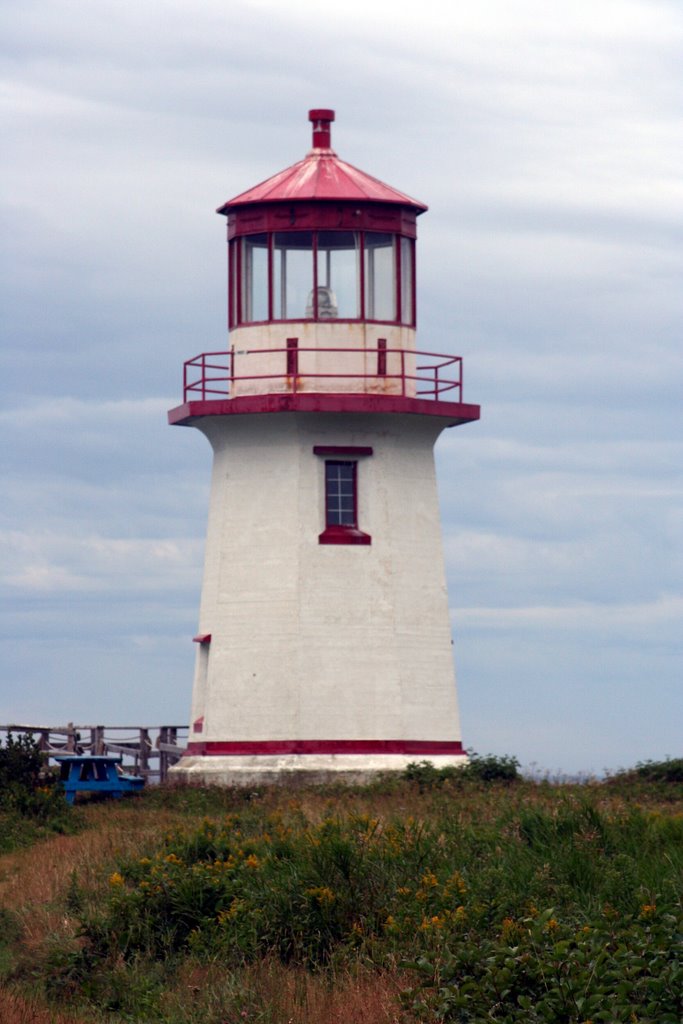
[177,410,464,783]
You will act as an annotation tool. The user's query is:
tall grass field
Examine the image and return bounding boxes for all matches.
[0,746,681,1023]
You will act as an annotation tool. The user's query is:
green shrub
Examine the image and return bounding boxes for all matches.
[404,752,520,790]
[0,732,43,795]
[464,751,521,782]
[403,905,683,1022]
[633,758,683,783]
[0,733,75,850]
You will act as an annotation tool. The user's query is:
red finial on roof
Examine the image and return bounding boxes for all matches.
[309,108,335,150]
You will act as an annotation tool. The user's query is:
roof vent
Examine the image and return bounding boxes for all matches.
[309,108,335,150]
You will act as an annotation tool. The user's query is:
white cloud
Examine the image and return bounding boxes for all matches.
[1,530,204,594]
[454,594,682,631]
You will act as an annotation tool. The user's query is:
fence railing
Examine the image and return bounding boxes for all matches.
[182,344,463,403]
[0,724,188,783]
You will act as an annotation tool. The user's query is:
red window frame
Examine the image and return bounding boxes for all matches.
[314,446,372,546]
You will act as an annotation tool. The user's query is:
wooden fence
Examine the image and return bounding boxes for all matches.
[0,724,188,783]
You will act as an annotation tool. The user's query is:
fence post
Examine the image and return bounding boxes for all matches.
[139,729,151,775]
[66,723,77,753]
[91,726,105,755]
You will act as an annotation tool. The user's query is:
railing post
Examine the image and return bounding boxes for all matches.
[377,339,387,377]
[401,350,405,396]
[286,338,298,392]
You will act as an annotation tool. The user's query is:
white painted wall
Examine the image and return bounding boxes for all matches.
[182,410,463,771]
[229,322,418,397]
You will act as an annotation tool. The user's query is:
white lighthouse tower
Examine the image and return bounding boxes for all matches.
[169,110,479,784]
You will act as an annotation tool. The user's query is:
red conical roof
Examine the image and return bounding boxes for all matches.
[217,109,427,215]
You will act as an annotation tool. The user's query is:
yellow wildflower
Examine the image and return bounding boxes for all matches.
[421,871,439,889]
[244,854,260,870]
[305,886,336,906]
[109,872,124,887]
[445,871,467,895]
[639,903,656,919]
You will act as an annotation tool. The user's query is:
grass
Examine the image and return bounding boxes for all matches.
[0,765,681,1023]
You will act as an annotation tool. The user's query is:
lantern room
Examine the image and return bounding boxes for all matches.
[173,109,474,411]
[221,110,424,331]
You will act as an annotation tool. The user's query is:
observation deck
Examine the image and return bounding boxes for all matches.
[168,342,480,427]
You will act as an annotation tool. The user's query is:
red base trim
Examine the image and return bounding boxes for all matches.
[184,739,465,757]
[169,393,480,427]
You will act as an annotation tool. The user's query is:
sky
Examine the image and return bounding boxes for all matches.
[1,0,681,776]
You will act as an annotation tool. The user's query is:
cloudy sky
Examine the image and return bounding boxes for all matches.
[2,0,681,775]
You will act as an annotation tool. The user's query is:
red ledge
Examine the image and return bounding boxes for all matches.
[313,445,373,456]
[168,393,480,426]
[319,526,371,545]
[184,739,464,757]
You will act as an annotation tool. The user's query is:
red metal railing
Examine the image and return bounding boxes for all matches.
[182,344,463,403]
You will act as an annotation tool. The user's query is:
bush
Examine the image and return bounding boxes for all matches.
[404,752,520,790]
[0,733,43,794]
[0,733,74,849]
[632,758,683,783]
[464,751,520,782]
[403,905,683,1023]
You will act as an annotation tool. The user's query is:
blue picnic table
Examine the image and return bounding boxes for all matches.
[54,755,145,805]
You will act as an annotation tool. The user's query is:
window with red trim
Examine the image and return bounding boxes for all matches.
[317,456,371,546]
[326,461,356,526]
[230,229,415,329]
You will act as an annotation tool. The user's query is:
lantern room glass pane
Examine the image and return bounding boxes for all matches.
[400,236,414,325]
[273,232,313,320]
[364,233,396,321]
[241,234,268,323]
[316,231,360,319]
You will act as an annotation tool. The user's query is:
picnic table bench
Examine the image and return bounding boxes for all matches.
[54,754,145,804]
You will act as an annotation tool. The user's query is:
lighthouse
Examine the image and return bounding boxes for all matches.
[169,109,480,784]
